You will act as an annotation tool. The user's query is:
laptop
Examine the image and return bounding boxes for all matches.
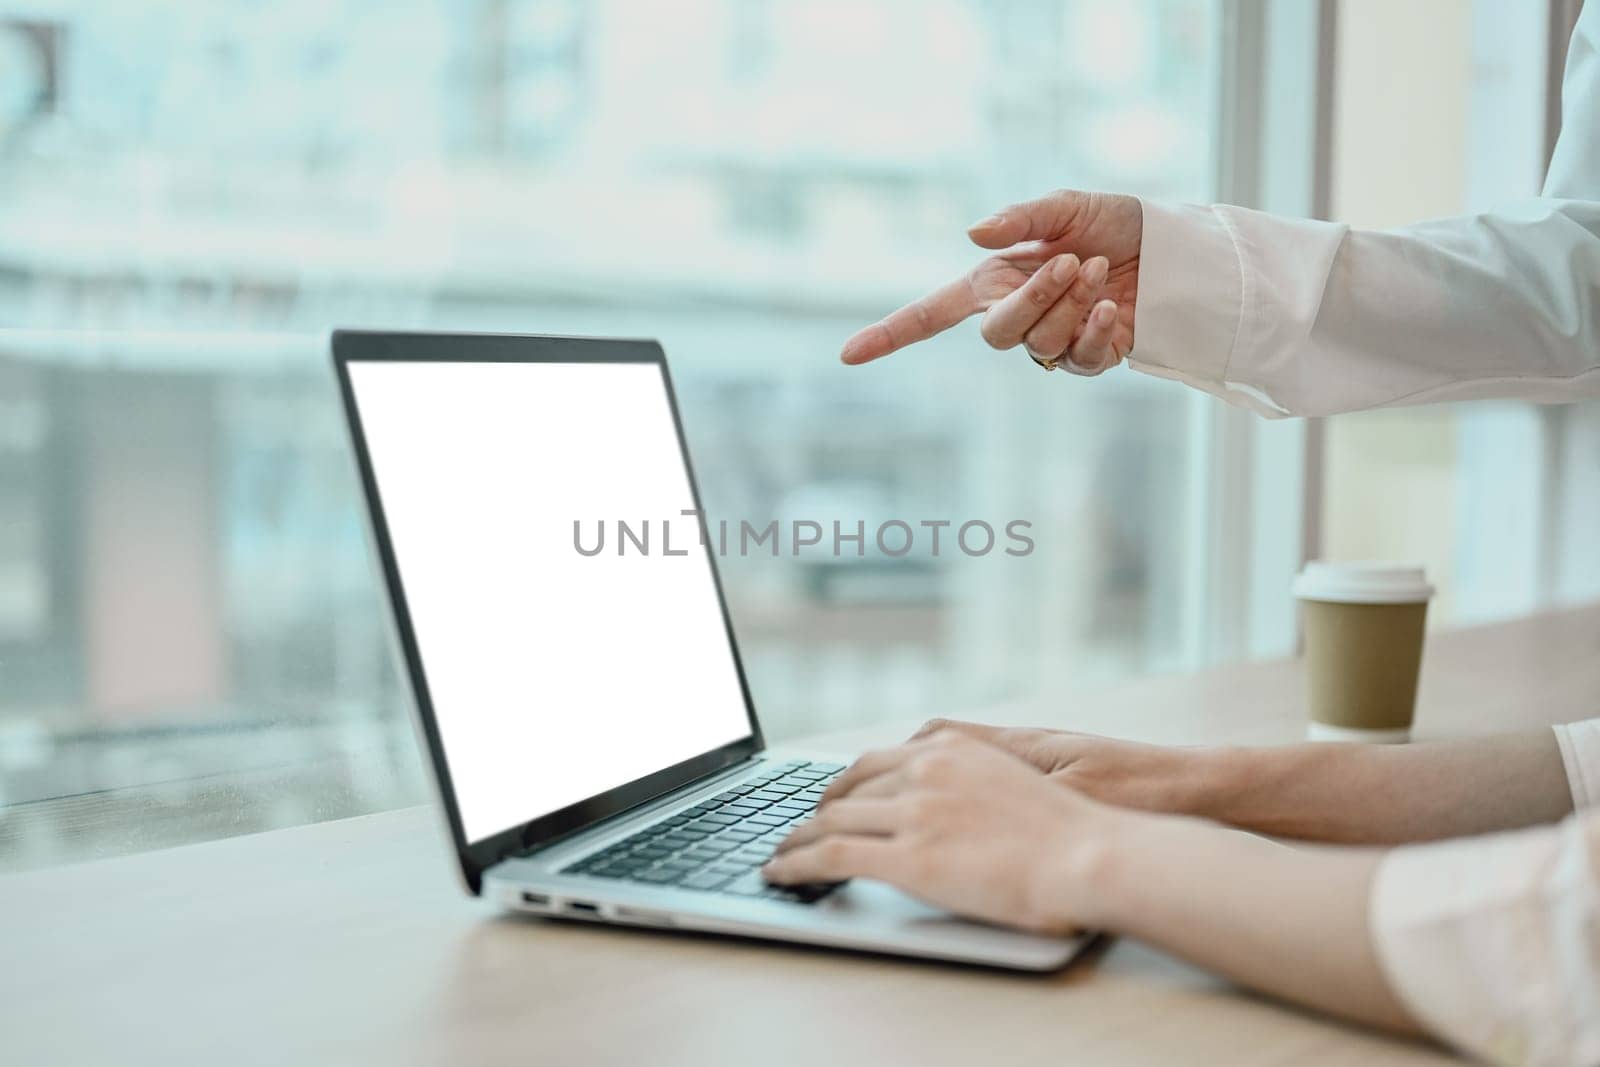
[332,329,1089,971]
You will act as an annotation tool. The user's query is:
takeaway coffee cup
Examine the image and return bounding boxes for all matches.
[1292,561,1434,743]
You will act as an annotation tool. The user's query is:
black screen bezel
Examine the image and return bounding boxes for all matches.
[331,329,766,892]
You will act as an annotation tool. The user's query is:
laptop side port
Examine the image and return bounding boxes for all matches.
[614,907,676,927]
[520,891,551,908]
[564,900,601,915]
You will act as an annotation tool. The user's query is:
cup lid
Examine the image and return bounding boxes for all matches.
[1292,560,1433,604]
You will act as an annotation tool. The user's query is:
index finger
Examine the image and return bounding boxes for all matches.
[839,275,979,365]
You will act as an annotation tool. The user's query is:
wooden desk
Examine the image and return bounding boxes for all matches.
[6,606,1598,1066]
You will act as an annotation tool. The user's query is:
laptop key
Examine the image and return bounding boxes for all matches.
[719,829,759,843]
[808,762,846,774]
[681,870,737,891]
[637,868,686,885]
[696,813,739,827]
[747,814,786,827]
[722,872,768,896]
[682,843,723,857]
[699,838,741,853]
[747,790,787,803]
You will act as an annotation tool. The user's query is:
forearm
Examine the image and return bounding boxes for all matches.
[1076,811,1416,1034]
[1189,729,1572,844]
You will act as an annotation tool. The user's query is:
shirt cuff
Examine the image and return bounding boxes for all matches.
[1126,199,1244,391]
[1554,719,1600,809]
[1371,814,1600,1066]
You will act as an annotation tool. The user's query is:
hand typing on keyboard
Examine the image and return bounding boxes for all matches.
[564,760,847,904]
[762,731,1123,935]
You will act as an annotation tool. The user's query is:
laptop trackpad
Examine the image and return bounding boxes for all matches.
[815,878,941,919]
[808,878,1081,965]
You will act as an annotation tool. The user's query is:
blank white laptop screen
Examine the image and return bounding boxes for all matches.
[346,359,754,843]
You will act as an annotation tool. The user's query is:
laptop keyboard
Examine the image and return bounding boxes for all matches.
[562,760,846,904]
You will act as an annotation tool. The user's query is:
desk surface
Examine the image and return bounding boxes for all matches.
[7,605,1599,1067]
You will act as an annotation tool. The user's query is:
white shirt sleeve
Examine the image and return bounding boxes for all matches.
[1372,813,1600,1067]
[1127,3,1600,419]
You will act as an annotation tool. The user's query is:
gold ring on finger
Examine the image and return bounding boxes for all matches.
[1025,344,1062,372]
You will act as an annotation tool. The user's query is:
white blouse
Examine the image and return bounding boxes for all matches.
[1127,4,1600,1061]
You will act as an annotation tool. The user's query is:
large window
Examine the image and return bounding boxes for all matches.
[17,1,1590,877]
[0,0,1248,872]
[36,1,1597,874]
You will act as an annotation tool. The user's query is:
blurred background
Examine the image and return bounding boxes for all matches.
[0,0,1595,873]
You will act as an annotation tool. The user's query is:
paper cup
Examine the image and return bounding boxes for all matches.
[1293,562,1433,744]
